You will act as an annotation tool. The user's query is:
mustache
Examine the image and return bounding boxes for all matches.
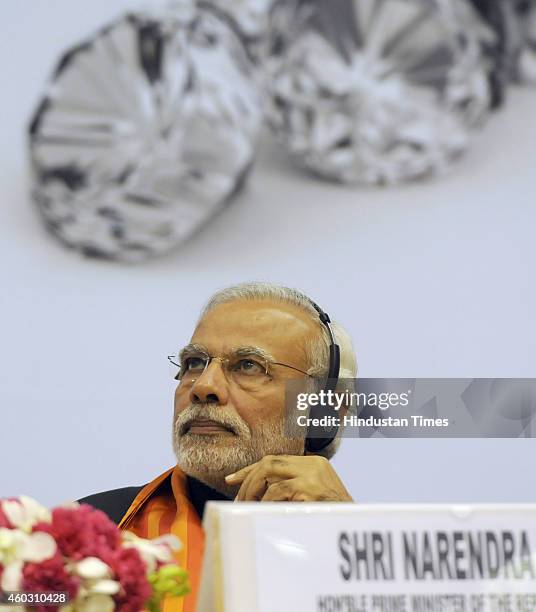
[174,404,251,438]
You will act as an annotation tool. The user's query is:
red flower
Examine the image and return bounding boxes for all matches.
[34,505,120,562]
[21,553,80,612]
[110,547,152,612]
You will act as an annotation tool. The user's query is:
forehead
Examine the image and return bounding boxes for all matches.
[191,299,319,365]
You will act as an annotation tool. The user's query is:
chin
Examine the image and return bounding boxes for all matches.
[174,434,255,476]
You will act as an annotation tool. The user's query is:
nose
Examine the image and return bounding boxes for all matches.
[189,359,229,405]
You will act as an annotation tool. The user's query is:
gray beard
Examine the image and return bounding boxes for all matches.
[172,405,304,496]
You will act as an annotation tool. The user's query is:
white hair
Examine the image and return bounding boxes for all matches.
[201,282,358,459]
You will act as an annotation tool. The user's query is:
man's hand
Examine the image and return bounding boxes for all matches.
[225,455,354,502]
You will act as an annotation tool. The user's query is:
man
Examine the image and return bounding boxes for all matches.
[80,282,357,611]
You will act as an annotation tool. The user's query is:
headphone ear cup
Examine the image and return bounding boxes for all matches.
[304,378,341,454]
[304,299,342,453]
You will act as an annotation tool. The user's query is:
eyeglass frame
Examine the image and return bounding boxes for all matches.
[167,344,312,383]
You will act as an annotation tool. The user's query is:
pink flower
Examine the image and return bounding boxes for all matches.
[34,505,120,562]
[110,548,152,612]
[21,553,80,612]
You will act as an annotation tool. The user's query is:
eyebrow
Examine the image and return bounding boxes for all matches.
[178,343,276,363]
[178,343,210,363]
[234,346,276,363]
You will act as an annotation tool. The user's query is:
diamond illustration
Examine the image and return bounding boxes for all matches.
[30,5,262,262]
[265,0,492,185]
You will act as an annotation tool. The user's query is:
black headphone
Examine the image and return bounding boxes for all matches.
[304,301,341,453]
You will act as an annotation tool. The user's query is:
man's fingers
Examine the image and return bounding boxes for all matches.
[225,463,256,485]
[230,454,353,503]
[261,479,312,501]
[235,467,275,501]
[235,471,261,502]
[234,456,300,501]
[261,480,295,502]
[226,455,300,487]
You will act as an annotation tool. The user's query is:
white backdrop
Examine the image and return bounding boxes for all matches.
[1,1,535,507]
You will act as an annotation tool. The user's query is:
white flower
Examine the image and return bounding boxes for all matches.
[121,531,180,572]
[2,496,51,532]
[73,557,112,580]
[72,557,120,605]
[1,560,23,592]
[88,579,120,596]
[75,593,115,612]
[0,528,57,590]
[0,603,25,612]
[58,501,81,510]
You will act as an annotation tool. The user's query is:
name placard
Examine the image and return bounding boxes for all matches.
[197,504,536,612]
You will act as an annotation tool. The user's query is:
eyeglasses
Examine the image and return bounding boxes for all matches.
[167,347,311,390]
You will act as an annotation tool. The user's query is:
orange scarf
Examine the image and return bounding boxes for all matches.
[118,466,205,612]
